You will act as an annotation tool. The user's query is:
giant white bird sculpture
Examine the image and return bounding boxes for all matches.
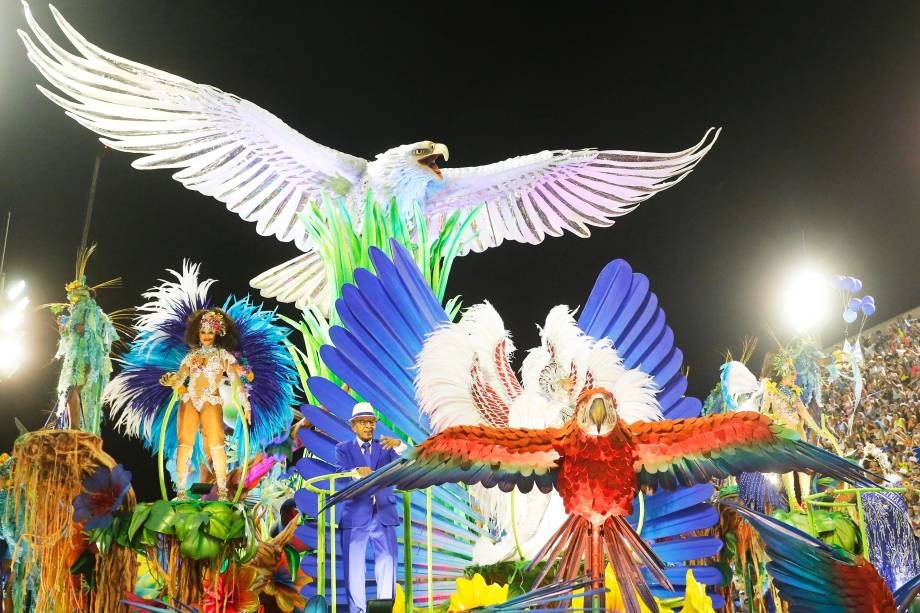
[20,2,720,314]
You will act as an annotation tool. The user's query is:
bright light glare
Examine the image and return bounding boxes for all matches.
[6,280,25,300]
[1,311,24,331]
[764,473,781,486]
[780,266,831,332]
[0,334,24,378]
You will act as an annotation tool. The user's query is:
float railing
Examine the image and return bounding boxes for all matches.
[300,471,437,613]
[803,486,907,554]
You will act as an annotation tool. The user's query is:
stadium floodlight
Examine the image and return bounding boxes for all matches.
[0,279,27,380]
[780,265,831,333]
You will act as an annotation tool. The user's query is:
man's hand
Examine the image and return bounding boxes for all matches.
[380,436,402,450]
[356,467,372,477]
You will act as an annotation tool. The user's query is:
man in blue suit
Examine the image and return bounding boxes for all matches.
[335,402,406,613]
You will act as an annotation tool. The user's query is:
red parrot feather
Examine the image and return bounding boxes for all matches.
[630,412,878,491]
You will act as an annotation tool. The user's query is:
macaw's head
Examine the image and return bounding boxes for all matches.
[574,387,619,436]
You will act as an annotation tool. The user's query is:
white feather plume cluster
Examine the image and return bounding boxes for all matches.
[135,261,214,354]
[416,302,516,432]
[521,306,590,397]
[521,305,661,424]
[721,360,766,412]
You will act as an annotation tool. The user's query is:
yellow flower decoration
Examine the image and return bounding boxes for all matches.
[681,569,715,613]
[448,573,509,612]
[393,583,405,613]
[571,566,674,613]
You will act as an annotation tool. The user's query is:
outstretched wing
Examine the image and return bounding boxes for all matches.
[324,423,562,509]
[578,258,697,420]
[417,302,522,431]
[425,128,719,253]
[630,412,878,491]
[19,3,367,251]
[727,503,903,613]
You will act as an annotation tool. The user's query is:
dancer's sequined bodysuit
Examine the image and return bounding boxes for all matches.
[179,346,236,411]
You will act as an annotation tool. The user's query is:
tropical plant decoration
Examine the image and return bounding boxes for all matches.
[281,192,479,404]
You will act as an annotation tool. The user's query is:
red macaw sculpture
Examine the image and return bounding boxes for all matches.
[325,386,876,613]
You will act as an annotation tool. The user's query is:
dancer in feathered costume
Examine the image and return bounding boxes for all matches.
[106,262,297,500]
[47,245,122,435]
[721,344,838,510]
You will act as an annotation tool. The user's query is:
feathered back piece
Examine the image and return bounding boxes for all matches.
[106,262,296,467]
[521,305,661,424]
[416,302,521,431]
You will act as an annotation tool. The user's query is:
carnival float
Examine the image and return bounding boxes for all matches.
[2,3,918,613]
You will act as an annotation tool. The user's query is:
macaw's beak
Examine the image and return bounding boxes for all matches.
[589,397,608,434]
[417,143,449,180]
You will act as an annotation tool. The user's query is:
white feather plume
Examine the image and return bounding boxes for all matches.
[135,261,214,354]
[416,302,517,432]
[721,360,766,411]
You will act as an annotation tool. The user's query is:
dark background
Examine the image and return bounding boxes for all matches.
[1,2,917,500]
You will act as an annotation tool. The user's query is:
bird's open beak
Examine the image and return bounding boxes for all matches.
[417,143,449,180]
[589,397,607,434]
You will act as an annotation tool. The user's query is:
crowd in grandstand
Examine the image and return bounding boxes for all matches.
[822,316,920,536]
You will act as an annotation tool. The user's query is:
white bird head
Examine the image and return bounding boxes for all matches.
[367,141,450,209]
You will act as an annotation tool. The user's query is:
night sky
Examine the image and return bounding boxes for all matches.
[1,2,917,499]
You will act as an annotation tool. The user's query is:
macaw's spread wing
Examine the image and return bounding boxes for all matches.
[728,503,907,613]
[20,3,367,251]
[630,412,878,491]
[424,128,719,254]
[323,424,562,510]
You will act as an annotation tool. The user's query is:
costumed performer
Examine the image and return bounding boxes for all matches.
[335,403,406,613]
[760,349,832,509]
[159,309,251,501]
[106,262,297,503]
[722,346,837,510]
[47,245,121,435]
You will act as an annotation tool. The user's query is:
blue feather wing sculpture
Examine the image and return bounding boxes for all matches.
[579,260,723,607]
[294,243,478,606]
[727,502,918,612]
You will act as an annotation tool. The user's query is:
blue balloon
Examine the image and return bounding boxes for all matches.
[848,297,862,311]
[843,308,858,323]
[864,294,875,305]
[852,278,863,292]
[862,303,876,316]
[833,275,848,289]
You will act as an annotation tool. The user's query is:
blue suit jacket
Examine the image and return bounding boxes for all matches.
[334,438,401,528]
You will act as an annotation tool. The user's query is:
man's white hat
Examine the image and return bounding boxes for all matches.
[350,402,376,421]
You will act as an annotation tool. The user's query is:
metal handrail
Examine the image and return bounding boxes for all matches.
[300,471,437,613]
[803,486,908,554]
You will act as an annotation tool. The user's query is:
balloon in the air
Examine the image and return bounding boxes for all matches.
[851,277,863,292]
[848,298,862,311]
[833,275,848,289]
[864,295,875,306]
[843,309,858,323]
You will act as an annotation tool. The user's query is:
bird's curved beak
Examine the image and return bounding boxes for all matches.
[589,397,608,434]
[417,143,449,180]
